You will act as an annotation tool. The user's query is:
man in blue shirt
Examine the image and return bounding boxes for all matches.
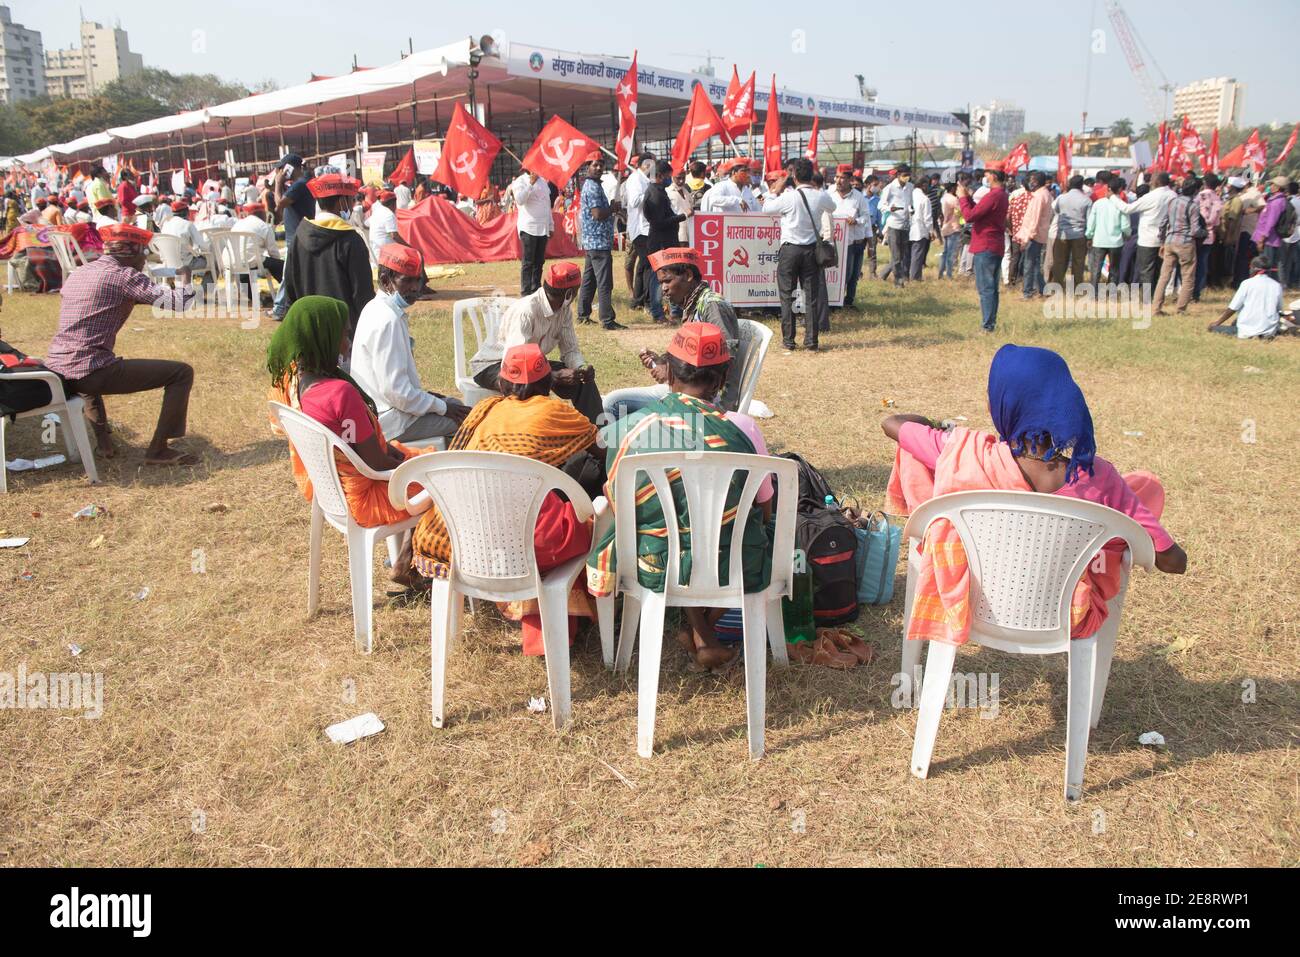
[863,174,882,279]
[271,154,316,321]
[576,153,626,330]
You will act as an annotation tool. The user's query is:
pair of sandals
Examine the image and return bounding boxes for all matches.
[787,628,874,670]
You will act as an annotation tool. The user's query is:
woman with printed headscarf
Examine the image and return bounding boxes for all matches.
[882,343,1186,646]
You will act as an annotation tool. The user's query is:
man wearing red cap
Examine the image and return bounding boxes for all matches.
[43,223,199,465]
[231,201,284,289]
[282,171,374,330]
[350,243,470,445]
[603,246,752,419]
[470,260,604,423]
[701,158,753,214]
[367,189,400,264]
[576,153,624,330]
[92,197,119,230]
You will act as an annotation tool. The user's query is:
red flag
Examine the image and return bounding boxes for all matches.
[1056,133,1073,187]
[1273,123,1299,167]
[1178,116,1207,172]
[671,81,727,173]
[389,147,416,186]
[1207,128,1220,173]
[433,102,502,197]
[1003,141,1030,176]
[522,115,603,189]
[1243,128,1267,172]
[614,52,638,172]
[1152,121,1169,172]
[722,68,756,138]
[763,75,782,177]
[804,115,820,161]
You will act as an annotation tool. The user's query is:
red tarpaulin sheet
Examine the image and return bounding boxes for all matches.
[396,196,581,265]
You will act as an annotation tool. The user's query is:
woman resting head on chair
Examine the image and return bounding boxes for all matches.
[267,295,430,594]
[409,342,604,655]
[589,323,776,672]
[881,344,1185,643]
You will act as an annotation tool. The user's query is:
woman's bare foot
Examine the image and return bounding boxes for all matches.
[674,626,698,663]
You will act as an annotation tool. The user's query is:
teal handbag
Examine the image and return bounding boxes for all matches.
[853,510,901,605]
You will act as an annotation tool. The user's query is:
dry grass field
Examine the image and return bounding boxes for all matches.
[1,251,1296,867]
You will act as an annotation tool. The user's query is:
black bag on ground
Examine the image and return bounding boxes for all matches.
[778,452,860,626]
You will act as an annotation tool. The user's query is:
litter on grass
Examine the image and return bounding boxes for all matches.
[0,537,30,548]
[1138,731,1166,747]
[73,504,109,519]
[325,713,385,744]
[5,454,66,472]
[527,696,547,713]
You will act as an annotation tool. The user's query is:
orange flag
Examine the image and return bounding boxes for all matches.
[763,75,782,176]
[804,115,820,161]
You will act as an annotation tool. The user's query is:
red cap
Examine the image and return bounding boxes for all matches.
[240,202,265,214]
[377,243,424,277]
[99,222,154,245]
[500,343,551,385]
[836,163,853,174]
[648,247,702,272]
[308,173,362,198]
[377,189,396,202]
[546,261,581,289]
[667,322,729,367]
[584,149,603,163]
[984,160,1004,172]
[748,158,762,172]
[93,197,116,209]
[719,157,748,175]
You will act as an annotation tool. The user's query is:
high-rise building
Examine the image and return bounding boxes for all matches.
[0,5,46,104]
[44,16,143,99]
[971,100,1026,148]
[1173,77,1245,132]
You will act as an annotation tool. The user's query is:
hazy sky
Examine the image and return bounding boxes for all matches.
[13,0,1297,133]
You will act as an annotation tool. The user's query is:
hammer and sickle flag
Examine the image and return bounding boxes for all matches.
[432,102,502,197]
[522,115,603,190]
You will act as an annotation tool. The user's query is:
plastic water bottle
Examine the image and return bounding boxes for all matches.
[824,494,836,509]
[782,565,817,644]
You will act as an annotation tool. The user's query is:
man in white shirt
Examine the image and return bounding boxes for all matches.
[1206,255,1293,339]
[908,183,937,281]
[511,169,553,295]
[367,190,401,263]
[92,198,119,229]
[161,205,209,283]
[831,163,872,308]
[622,154,654,310]
[132,195,157,232]
[230,202,284,285]
[468,260,603,423]
[878,163,914,286]
[1118,171,1174,287]
[763,157,836,352]
[394,181,413,210]
[350,244,470,444]
[153,201,174,230]
[701,158,753,213]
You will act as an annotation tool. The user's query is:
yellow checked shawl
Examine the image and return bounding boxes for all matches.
[586,391,772,598]
[411,394,596,576]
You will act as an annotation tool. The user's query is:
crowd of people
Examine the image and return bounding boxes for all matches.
[21,138,1295,678]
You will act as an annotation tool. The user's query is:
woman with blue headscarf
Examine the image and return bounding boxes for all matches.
[881,344,1185,641]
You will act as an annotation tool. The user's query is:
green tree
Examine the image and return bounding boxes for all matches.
[100,68,251,113]
[1111,118,1134,138]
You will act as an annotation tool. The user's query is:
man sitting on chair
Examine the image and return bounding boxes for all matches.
[350,243,471,446]
[602,246,751,420]
[468,260,604,425]
[43,223,199,466]
[231,202,284,285]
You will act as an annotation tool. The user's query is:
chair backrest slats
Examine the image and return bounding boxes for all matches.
[736,319,772,416]
[452,297,515,383]
[269,402,358,522]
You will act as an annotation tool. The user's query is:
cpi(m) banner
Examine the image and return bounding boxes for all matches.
[692,212,851,307]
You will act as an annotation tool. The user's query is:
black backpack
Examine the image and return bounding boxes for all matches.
[1275,198,1297,241]
[0,342,54,420]
[779,453,861,626]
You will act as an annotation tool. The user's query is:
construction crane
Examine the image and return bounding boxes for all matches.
[670,50,725,77]
[1105,0,1174,122]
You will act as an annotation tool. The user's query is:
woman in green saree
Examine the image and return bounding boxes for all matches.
[587,323,773,669]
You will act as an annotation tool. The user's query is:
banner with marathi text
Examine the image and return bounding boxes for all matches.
[692,211,850,307]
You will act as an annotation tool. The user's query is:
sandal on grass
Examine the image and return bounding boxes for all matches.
[821,627,875,666]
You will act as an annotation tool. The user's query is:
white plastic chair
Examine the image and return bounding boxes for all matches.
[452,296,516,407]
[597,450,797,760]
[388,450,596,732]
[268,401,422,654]
[208,230,272,317]
[0,370,99,493]
[898,490,1156,802]
[149,233,212,286]
[48,232,89,277]
[735,319,773,416]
